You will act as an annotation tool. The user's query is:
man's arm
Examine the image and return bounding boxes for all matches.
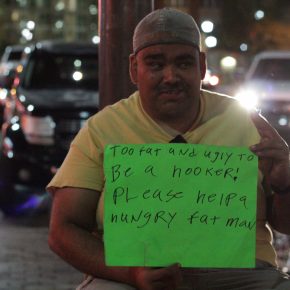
[268,191,290,234]
[250,112,290,234]
[48,187,182,290]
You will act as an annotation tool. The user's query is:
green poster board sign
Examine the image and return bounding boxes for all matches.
[104,144,258,268]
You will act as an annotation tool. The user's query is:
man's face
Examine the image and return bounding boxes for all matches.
[130,44,206,124]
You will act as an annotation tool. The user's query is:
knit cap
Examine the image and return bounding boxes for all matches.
[133,8,201,54]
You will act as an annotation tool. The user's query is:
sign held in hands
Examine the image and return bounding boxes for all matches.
[104,144,258,268]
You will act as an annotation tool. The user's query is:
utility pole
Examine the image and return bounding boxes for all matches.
[98,0,154,108]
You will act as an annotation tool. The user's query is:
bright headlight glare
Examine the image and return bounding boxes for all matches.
[235,90,258,109]
[21,115,55,145]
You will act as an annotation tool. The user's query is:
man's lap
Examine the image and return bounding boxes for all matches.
[76,266,290,290]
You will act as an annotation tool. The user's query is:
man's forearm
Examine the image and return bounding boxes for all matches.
[48,222,135,286]
[269,192,290,234]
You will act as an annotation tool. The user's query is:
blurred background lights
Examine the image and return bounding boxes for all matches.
[72,71,83,81]
[24,47,31,54]
[55,1,65,11]
[92,35,100,44]
[11,123,20,131]
[19,20,26,29]
[201,20,214,33]
[16,64,23,73]
[11,10,20,22]
[89,4,98,15]
[55,20,64,29]
[21,28,33,40]
[235,89,258,109]
[74,59,82,67]
[278,116,288,126]
[27,104,34,112]
[0,89,7,100]
[240,43,248,52]
[205,36,217,48]
[19,94,26,102]
[220,56,237,70]
[16,0,27,7]
[7,151,13,159]
[79,111,90,118]
[209,75,219,86]
[26,20,35,30]
[11,116,20,124]
[255,10,265,20]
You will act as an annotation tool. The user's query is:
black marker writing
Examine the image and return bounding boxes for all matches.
[111,210,177,229]
[111,164,134,182]
[113,187,137,205]
[225,217,256,231]
[187,211,221,225]
[196,190,248,209]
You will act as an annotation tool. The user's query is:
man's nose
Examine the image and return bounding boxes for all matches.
[162,65,179,83]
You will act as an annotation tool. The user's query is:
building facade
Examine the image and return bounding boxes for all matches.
[0,0,99,53]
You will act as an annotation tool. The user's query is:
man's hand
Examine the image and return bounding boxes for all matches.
[250,112,290,190]
[129,263,182,290]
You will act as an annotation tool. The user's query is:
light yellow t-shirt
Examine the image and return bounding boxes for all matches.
[47,89,276,266]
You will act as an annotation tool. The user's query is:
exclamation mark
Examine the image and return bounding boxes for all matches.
[234,168,240,182]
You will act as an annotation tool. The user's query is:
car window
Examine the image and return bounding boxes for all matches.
[22,51,98,90]
[7,50,23,61]
[251,58,290,81]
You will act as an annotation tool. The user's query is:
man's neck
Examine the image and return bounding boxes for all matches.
[157,103,201,134]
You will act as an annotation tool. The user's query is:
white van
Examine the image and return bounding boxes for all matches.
[235,51,290,143]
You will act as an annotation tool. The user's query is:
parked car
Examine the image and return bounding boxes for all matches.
[235,50,290,143]
[0,40,99,188]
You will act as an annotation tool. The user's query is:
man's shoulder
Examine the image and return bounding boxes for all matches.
[201,89,244,120]
[202,89,237,107]
[92,91,140,121]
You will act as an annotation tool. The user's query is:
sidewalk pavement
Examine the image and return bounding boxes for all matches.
[0,211,83,290]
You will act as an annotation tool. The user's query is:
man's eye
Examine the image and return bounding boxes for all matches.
[147,62,163,70]
[178,62,193,69]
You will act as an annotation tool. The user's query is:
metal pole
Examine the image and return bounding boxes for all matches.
[98,0,154,109]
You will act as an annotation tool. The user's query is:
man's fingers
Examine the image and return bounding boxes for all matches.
[151,263,181,280]
[250,111,279,139]
[251,137,287,151]
[150,263,182,289]
[253,149,288,160]
[250,112,289,159]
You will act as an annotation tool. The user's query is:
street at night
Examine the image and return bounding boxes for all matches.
[0,1,290,289]
[0,204,83,290]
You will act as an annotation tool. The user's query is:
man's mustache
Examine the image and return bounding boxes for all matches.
[157,83,187,93]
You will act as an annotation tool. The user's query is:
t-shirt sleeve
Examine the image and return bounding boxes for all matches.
[46,119,104,195]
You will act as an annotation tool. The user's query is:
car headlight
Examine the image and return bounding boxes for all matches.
[235,89,258,110]
[21,114,56,145]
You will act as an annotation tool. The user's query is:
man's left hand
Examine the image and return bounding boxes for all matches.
[250,112,290,191]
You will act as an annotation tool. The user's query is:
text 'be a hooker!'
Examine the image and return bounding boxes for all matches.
[104,143,258,268]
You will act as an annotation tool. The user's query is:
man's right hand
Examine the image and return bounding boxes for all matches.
[129,263,182,290]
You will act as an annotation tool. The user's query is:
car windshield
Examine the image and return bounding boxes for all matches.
[22,50,98,90]
[251,58,290,81]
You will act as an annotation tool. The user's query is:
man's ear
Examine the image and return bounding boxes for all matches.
[199,52,207,80]
[129,53,138,84]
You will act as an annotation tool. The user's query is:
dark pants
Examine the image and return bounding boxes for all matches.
[77,261,290,290]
